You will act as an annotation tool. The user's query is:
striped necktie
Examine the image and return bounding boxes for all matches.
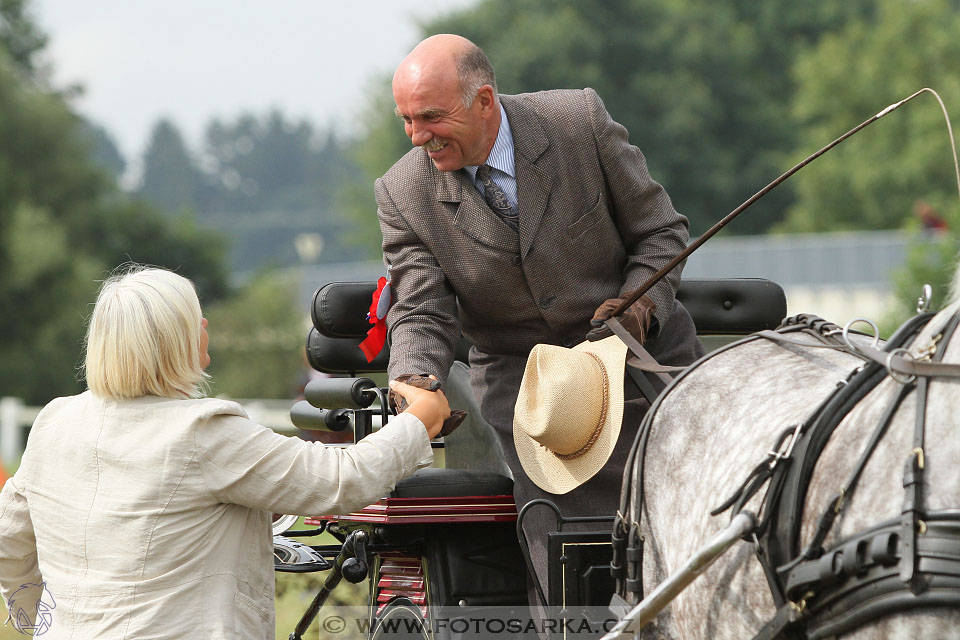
[476,164,518,231]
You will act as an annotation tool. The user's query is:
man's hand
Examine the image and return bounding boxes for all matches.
[586,293,657,344]
[388,374,466,438]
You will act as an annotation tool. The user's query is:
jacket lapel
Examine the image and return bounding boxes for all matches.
[436,169,518,251]
[502,96,552,259]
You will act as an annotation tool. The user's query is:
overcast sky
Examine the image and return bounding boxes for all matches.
[32,0,476,164]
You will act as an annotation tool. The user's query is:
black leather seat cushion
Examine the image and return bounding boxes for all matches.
[391,468,514,498]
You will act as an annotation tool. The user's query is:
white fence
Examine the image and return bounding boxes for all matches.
[0,397,298,468]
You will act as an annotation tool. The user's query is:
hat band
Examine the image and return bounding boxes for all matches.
[552,352,609,461]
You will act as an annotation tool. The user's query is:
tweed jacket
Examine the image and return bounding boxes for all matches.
[376,88,700,430]
[0,392,432,639]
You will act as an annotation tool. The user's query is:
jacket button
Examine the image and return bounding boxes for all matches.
[512,255,522,266]
[562,336,576,347]
[539,296,555,309]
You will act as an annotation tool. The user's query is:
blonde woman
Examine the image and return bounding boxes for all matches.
[0,265,449,638]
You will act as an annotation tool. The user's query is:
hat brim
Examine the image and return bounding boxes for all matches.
[514,336,627,494]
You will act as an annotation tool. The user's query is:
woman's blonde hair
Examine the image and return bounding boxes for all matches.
[83,265,209,399]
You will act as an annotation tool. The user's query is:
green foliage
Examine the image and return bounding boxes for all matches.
[79,200,231,304]
[0,0,47,79]
[883,203,960,333]
[138,119,200,212]
[779,0,960,233]
[342,76,412,257]
[0,14,232,405]
[204,270,305,399]
[80,119,126,181]
[153,109,359,218]
[136,109,362,270]
[0,204,100,403]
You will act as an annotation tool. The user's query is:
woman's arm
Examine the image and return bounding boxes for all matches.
[195,384,449,516]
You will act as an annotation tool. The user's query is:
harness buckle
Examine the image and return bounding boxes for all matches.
[768,422,803,469]
[911,447,925,470]
[916,334,941,362]
[789,590,814,615]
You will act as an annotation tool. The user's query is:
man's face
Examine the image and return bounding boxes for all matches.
[393,67,489,172]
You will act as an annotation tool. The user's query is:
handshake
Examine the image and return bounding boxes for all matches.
[389,373,466,438]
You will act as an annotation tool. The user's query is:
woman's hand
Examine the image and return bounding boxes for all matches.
[388,378,451,439]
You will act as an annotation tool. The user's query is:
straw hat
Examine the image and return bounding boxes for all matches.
[514,336,627,494]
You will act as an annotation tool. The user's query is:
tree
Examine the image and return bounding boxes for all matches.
[138,118,202,212]
[0,4,232,405]
[884,222,959,334]
[204,270,305,399]
[81,119,126,183]
[0,203,101,403]
[193,110,356,215]
[78,199,230,303]
[779,0,960,233]
[0,0,47,79]
[342,78,411,256]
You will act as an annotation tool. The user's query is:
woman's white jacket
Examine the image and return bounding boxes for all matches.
[0,392,433,638]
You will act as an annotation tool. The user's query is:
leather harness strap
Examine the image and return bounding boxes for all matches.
[605,315,684,407]
[744,308,960,640]
[899,310,960,592]
[604,317,682,381]
[615,305,960,640]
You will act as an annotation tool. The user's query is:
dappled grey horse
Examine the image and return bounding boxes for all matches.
[614,284,960,639]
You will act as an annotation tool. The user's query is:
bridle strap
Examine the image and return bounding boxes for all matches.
[855,343,960,379]
[760,313,960,379]
[900,309,960,590]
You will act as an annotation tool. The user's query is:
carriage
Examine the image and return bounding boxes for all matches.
[271,272,960,640]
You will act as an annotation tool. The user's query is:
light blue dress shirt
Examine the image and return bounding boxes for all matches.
[465,103,518,211]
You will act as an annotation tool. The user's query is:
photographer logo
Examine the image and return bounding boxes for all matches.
[6,582,55,636]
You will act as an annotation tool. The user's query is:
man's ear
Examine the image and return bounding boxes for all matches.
[476,85,497,117]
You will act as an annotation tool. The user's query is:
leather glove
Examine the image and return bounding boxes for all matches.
[586,293,657,344]
[388,373,466,437]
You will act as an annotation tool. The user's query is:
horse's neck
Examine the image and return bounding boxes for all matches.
[913,299,960,359]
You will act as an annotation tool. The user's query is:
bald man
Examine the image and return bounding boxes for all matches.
[376,34,703,594]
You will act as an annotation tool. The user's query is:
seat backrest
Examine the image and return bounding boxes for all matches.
[306,278,787,373]
[675,277,786,335]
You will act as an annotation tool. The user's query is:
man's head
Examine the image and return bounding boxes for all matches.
[392,34,500,172]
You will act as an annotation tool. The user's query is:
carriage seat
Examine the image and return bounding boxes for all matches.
[306,281,514,493]
[303,278,787,489]
[391,467,513,498]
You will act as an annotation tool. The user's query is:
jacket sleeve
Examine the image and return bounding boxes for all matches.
[585,87,690,331]
[376,176,460,387]
[195,411,433,516]
[0,474,42,621]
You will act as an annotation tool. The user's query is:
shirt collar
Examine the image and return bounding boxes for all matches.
[466,102,515,180]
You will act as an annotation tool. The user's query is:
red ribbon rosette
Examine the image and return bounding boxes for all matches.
[358,277,391,362]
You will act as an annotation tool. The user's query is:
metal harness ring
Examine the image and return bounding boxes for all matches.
[842,317,881,351]
[886,347,917,385]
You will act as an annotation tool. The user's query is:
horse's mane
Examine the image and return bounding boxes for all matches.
[951,258,960,304]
